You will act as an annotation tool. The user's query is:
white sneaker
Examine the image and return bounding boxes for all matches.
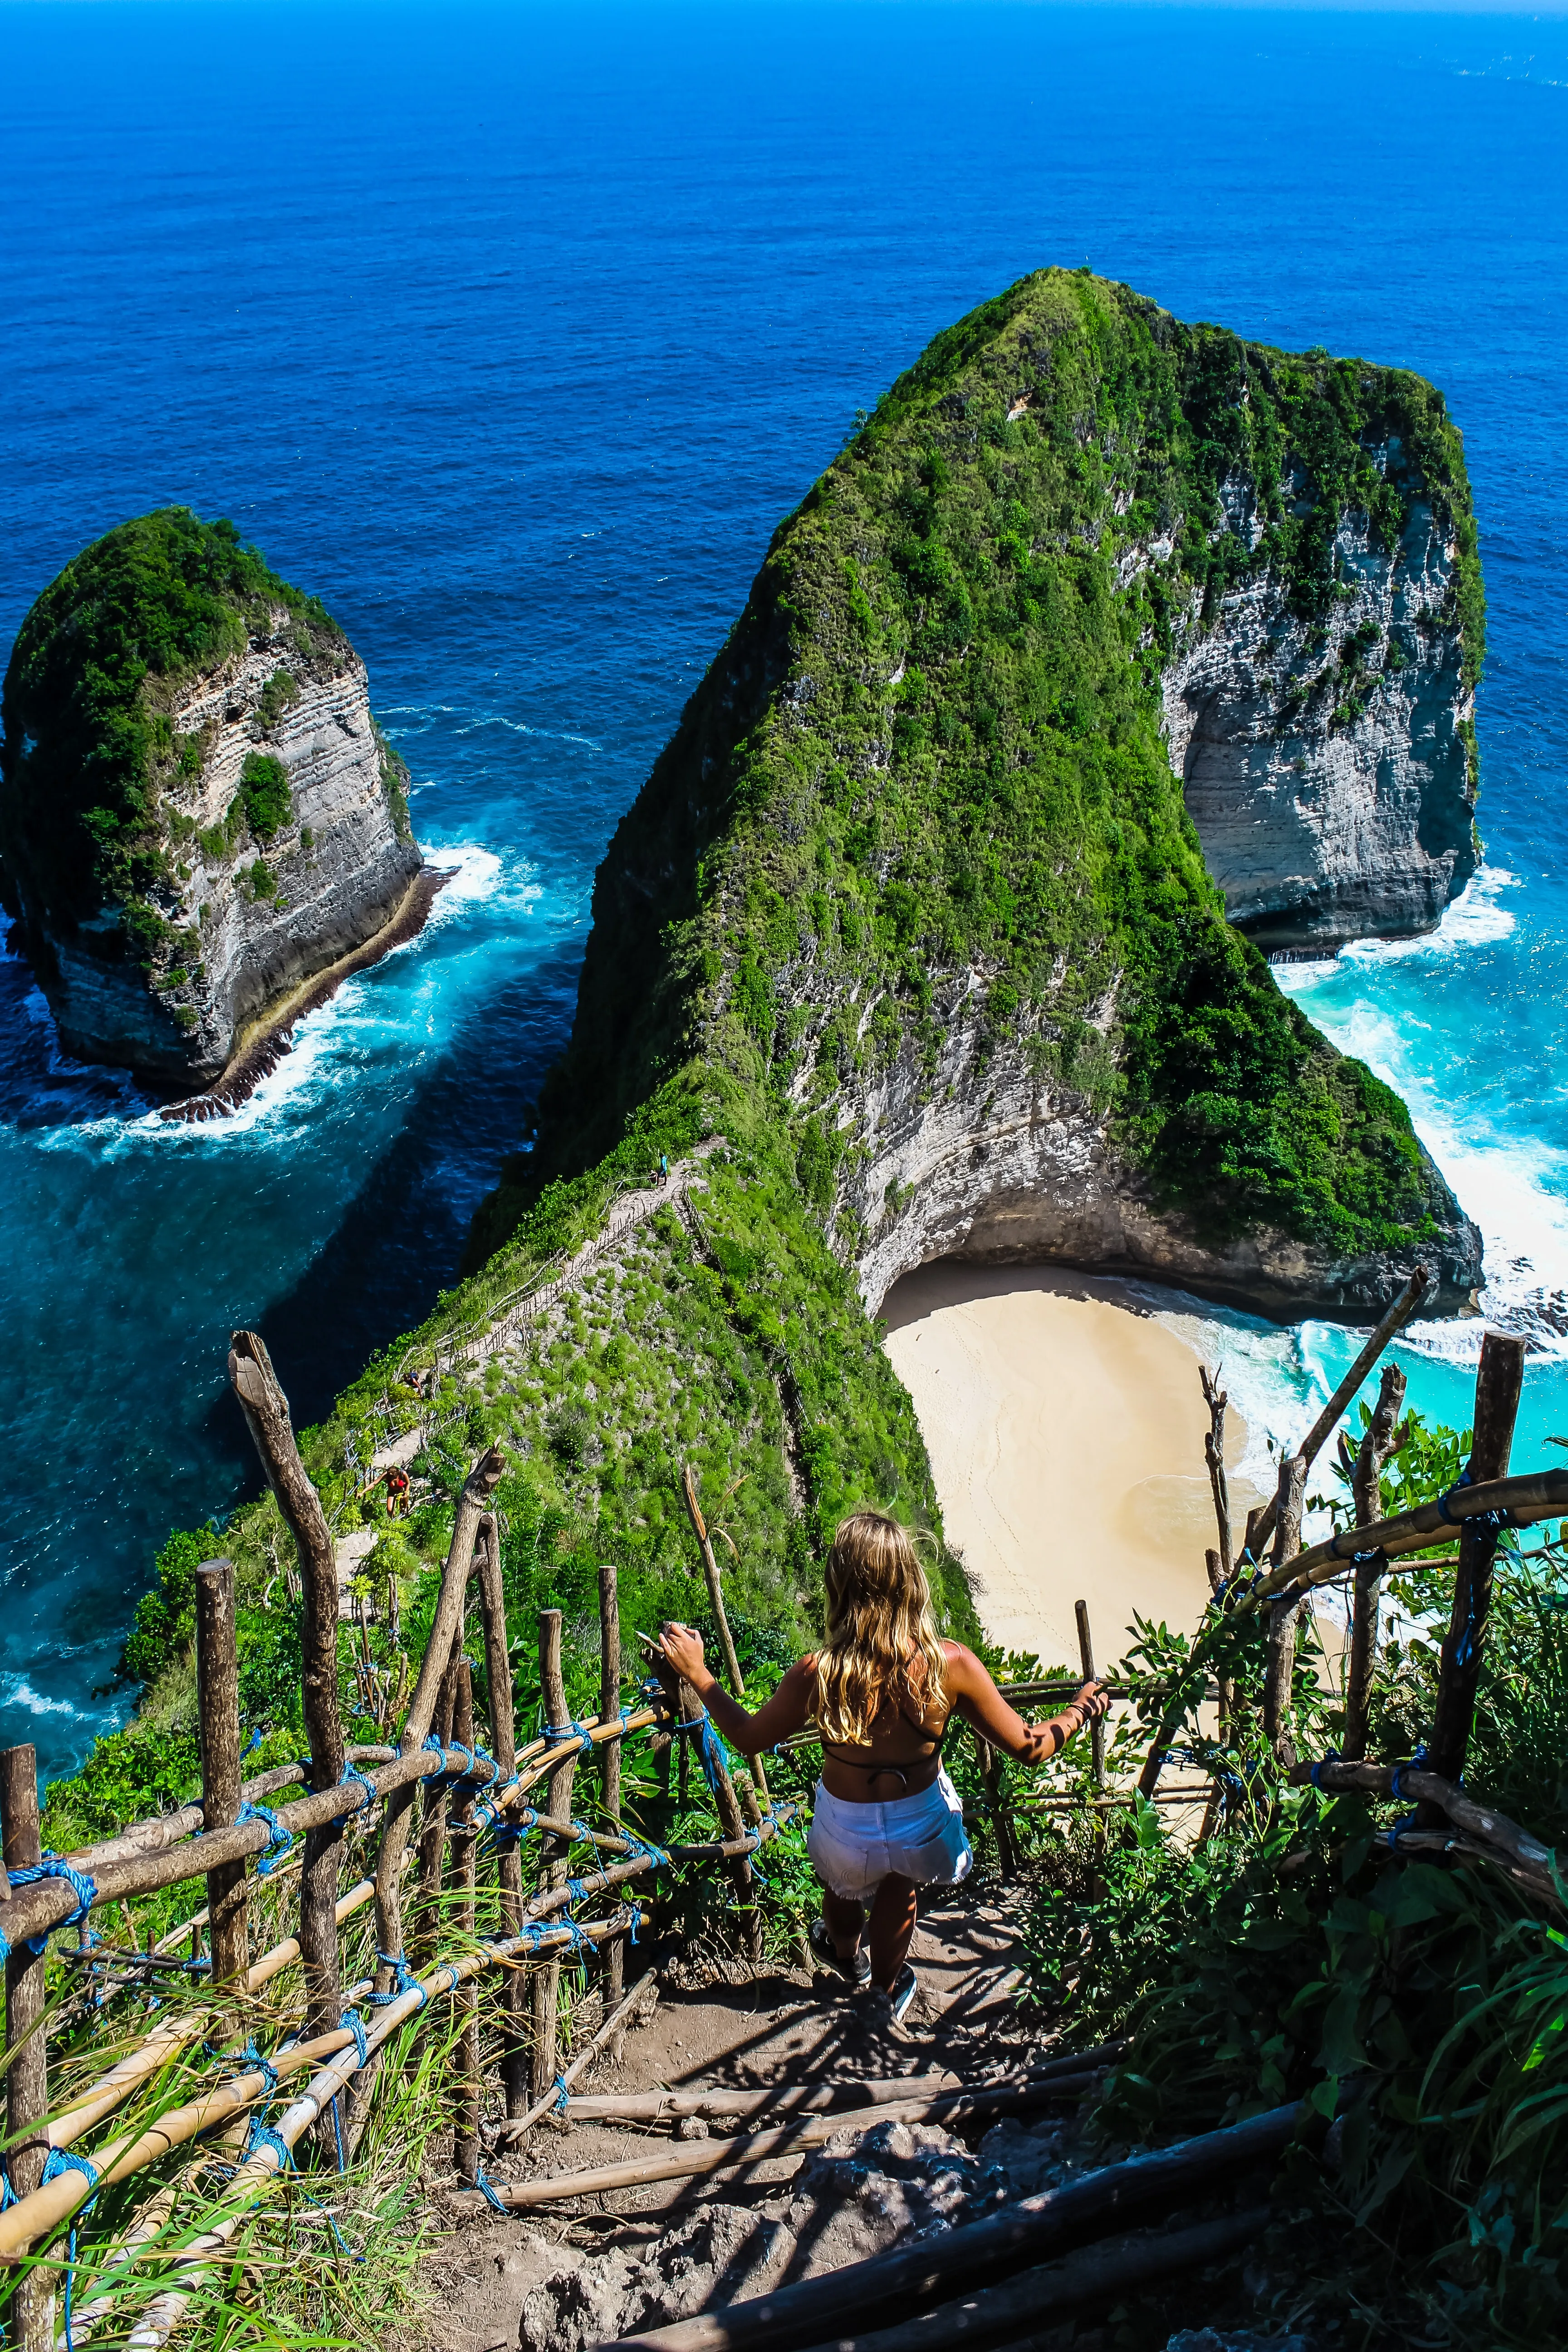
[889,1963,919,2022]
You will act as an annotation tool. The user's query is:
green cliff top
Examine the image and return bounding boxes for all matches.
[479,267,1482,1264]
[0,507,346,936]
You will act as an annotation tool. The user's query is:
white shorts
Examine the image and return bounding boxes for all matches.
[806,1768,973,1902]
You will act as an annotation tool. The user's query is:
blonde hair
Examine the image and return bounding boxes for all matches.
[813,1511,946,1748]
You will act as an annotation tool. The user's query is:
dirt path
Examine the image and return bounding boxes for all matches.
[417,1881,1048,2352]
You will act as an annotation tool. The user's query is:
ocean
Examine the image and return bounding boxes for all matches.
[1,0,1564,1780]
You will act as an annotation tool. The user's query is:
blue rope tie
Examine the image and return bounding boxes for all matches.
[619,1704,636,1729]
[544,1719,596,1757]
[554,2074,571,2115]
[7,1857,98,1957]
[242,1725,264,1757]
[421,1731,448,1774]
[365,1950,430,2011]
[488,1808,532,1847]
[0,2171,15,2209]
[334,1762,380,1824]
[331,2094,347,2172]
[341,2008,369,2069]
[244,2117,294,2171]
[445,1740,478,1780]
[238,1801,294,1877]
[235,2038,279,2099]
[627,1902,642,1945]
[619,1832,671,1871]
[1387,1744,1430,1847]
[1308,1749,1343,1789]
[566,1877,590,1903]
[675,1713,733,1798]
[42,2148,98,2352]
[461,1746,501,1790]
[475,2169,511,2216]
[1435,1464,1474,1524]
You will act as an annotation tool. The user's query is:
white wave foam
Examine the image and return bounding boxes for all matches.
[2,1676,85,1720]
[1339,865,1520,965]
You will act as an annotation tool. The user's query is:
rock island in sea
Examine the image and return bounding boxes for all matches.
[0,508,430,1102]
[38,272,1492,1847]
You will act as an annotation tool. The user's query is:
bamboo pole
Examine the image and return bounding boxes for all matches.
[1245,1265,1429,1560]
[683,1465,766,1821]
[1074,1601,1105,1788]
[475,1513,528,2114]
[596,2100,1303,2352]
[1,1747,49,2352]
[599,1560,625,2012]
[1262,1455,1308,1766]
[1421,1333,1527,1812]
[449,1658,480,2184]
[371,1443,505,2013]
[1343,1362,1407,1761]
[0,1715,660,1954]
[226,1331,343,2052]
[504,1970,658,2138]
[0,1817,800,2260]
[193,1561,247,1985]
[532,1609,575,2104]
[780,2207,1268,2352]
[563,2070,959,2125]
[451,2079,1104,2212]
[1198,1366,1234,1583]
[109,1908,642,2352]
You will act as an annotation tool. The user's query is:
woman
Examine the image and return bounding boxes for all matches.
[657,1509,1108,2020]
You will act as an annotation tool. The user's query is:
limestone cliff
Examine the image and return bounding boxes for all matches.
[0,510,422,1088]
[471,270,1485,1325]
[1160,475,1477,951]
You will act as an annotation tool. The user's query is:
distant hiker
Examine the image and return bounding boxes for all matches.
[385,1466,410,1519]
[658,1510,1107,2022]
[659,1154,669,1186]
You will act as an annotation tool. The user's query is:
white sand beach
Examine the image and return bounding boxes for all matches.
[882,1262,1264,1673]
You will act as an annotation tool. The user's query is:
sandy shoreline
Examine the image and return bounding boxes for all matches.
[882,1262,1264,1673]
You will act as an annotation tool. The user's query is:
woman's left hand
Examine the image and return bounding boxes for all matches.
[658,1622,709,1686]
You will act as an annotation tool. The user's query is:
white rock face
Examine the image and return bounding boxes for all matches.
[837,974,1481,1324]
[47,611,420,1086]
[1159,470,1476,951]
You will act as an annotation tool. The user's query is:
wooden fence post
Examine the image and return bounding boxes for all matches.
[371,1445,505,2013]
[194,1560,248,1984]
[673,1675,762,1963]
[1,1747,49,2352]
[415,1651,461,1969]
[1245,1266,1429,1559]
[473,1514,527,2116]
[599,1562,625,2010]
[1198,1369,1234,1583]
[1074,1600,1106,1789]
[1420,1333,1526,1814]
[682,1466,766,1823]
[1262,1455,1307,1766]
[1343,1362,1408,1762]
[531,1609,577,2104]
[449,1658,480,2184]
[228,1332,343,2048]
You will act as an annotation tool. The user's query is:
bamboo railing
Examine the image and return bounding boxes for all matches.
[0,1329,788,2350]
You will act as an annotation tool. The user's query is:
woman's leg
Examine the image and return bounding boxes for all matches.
[820,1886,865,1961]
[866,1874,918,1992]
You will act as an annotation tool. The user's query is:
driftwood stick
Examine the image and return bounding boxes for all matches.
[453,2079,1105,2211]
[1198,1365,1234,1582]
[227,1330,344,2049]
[1421,1333,1527,1811]
[683,1465,766,1821]
[598,1559,625,2011]
[532,1608,575,2103]
[372,1444,505,2006]
[598,2101,1302,2352]
[1262,1455,1308,1765]
[1074,1600,1106,1788]
[1343,1362,1407,1760]
[1246,1266,1429,1559]
[783,2207,1269,2352]
[1,1747,48,2352]
[449,1657,480,2184]
[194,1560,248,1985]
[475,1512,528,2114]
[504,1969,658,2137]
[563,2069,960,2125]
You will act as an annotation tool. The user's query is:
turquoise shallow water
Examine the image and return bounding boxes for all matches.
[0,2,1565,1778]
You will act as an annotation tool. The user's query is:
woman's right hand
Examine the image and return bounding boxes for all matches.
[1069,1679,1110,1723]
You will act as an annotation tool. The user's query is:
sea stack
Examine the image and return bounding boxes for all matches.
[0,509,424,1090]
[471,270,1485,1323]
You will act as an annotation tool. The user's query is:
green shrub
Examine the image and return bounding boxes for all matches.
[256,666,301,730]
[238,750,291,843]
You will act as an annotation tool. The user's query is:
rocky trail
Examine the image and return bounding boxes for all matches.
[415,1885,1071,2352]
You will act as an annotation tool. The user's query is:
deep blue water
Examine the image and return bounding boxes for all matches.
[1,1,1565,1781]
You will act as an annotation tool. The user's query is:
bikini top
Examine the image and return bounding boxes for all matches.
[818,1701,953,1791]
